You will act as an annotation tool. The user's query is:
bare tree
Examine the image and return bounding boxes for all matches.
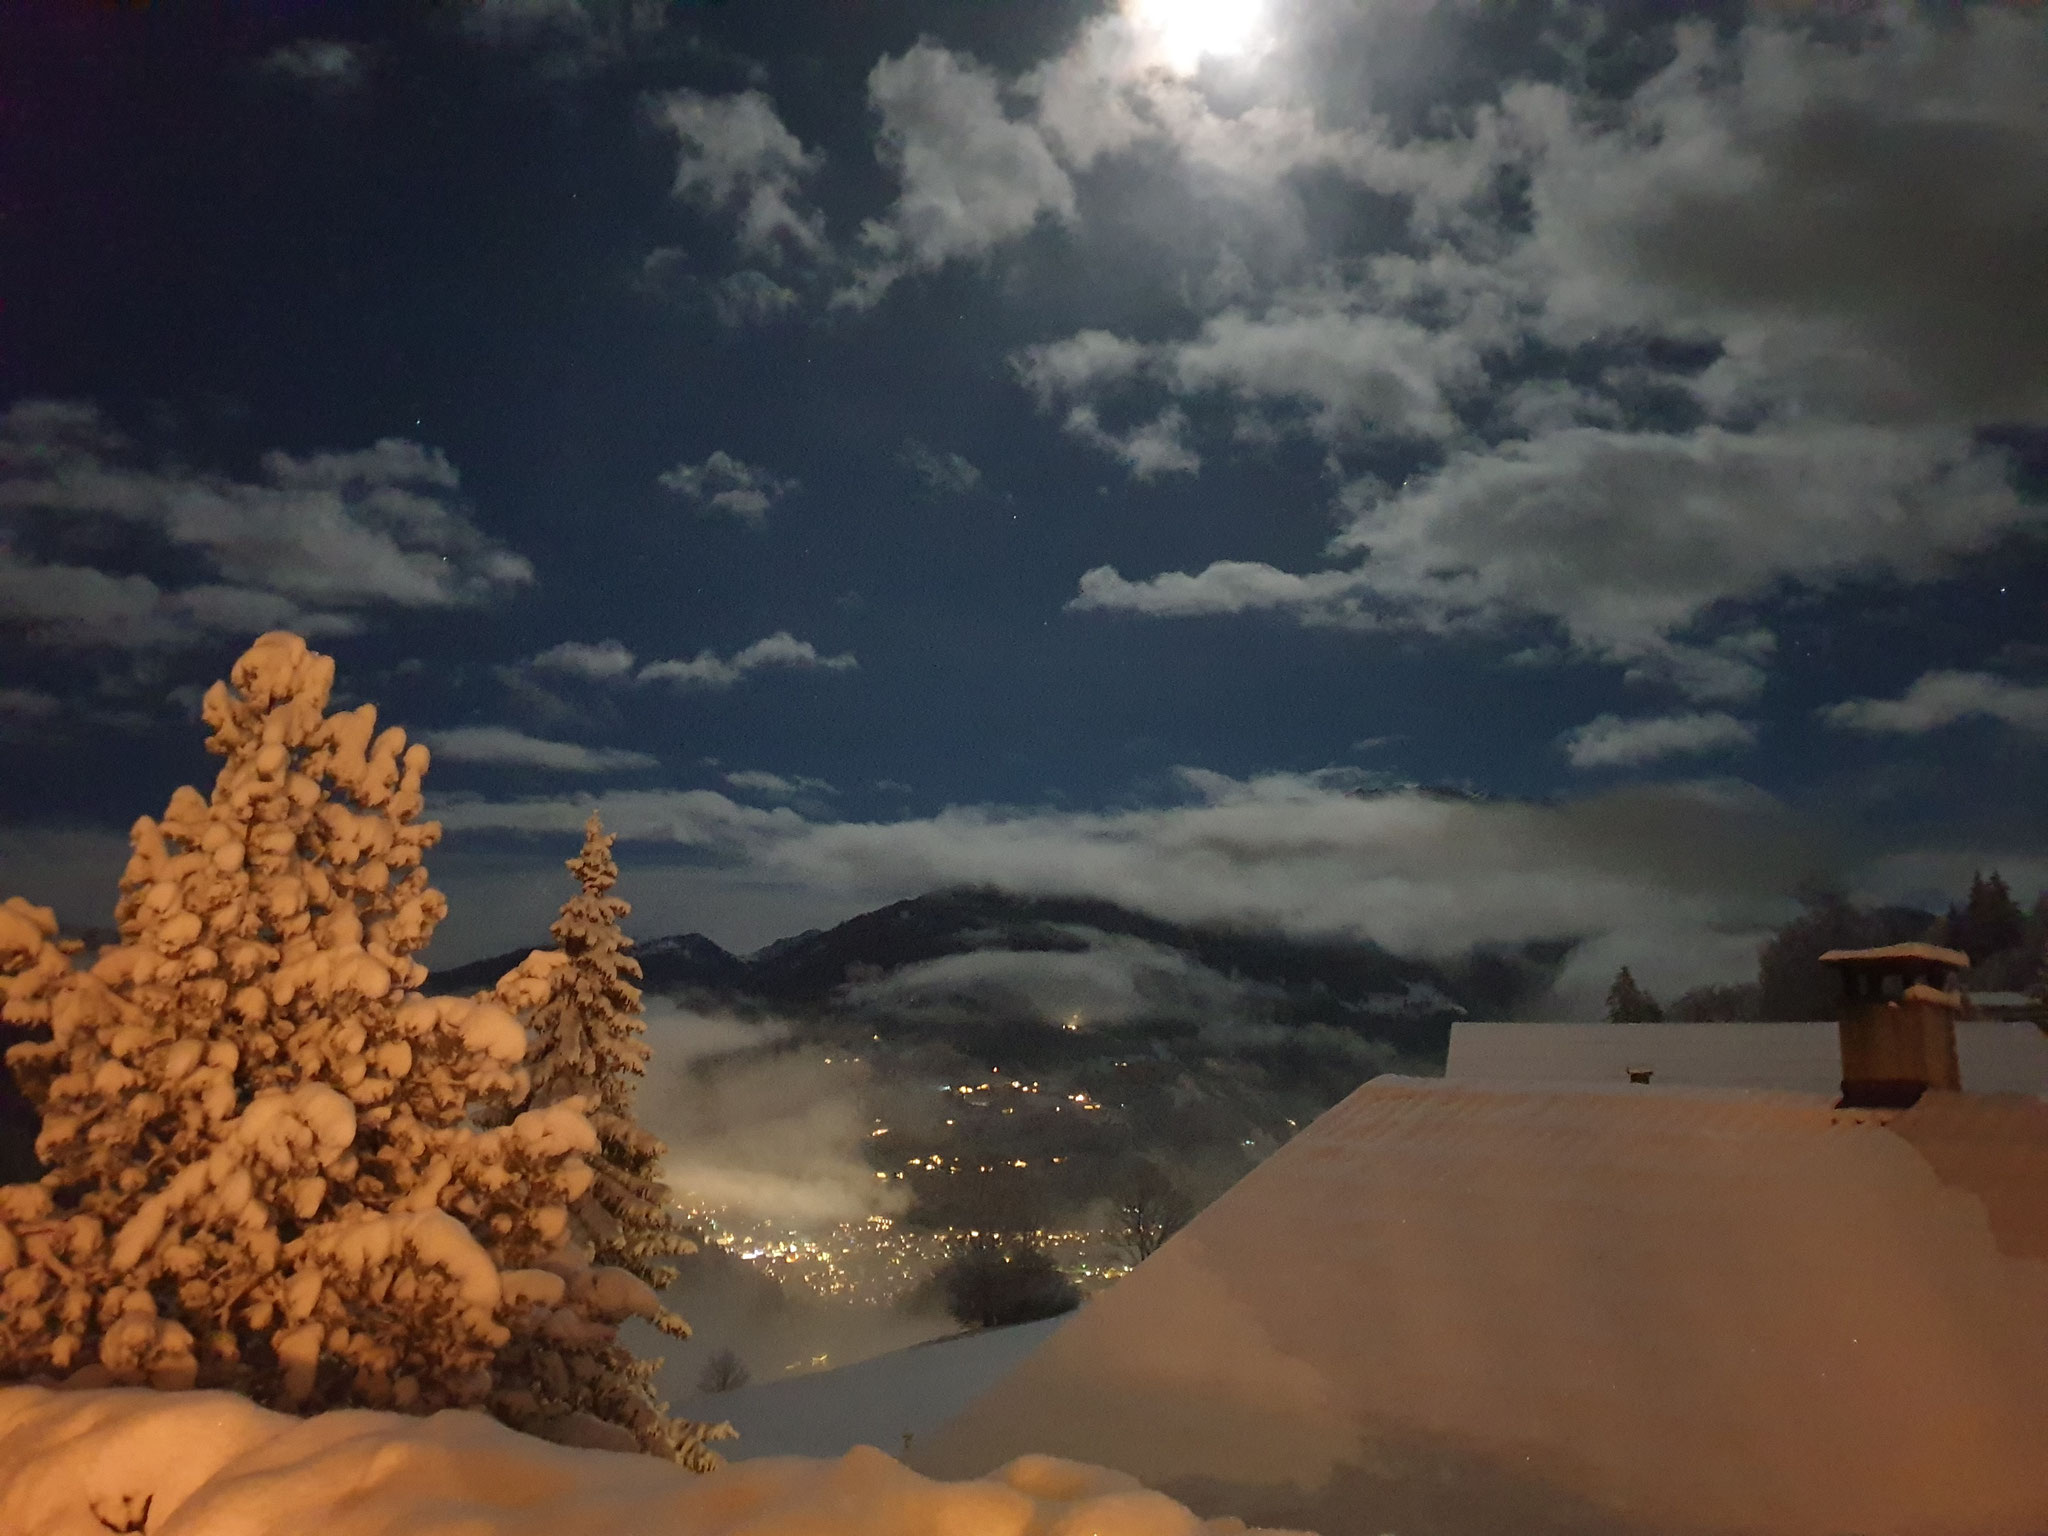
[696,1348,751,1394]
[1115,1161,1193,1265]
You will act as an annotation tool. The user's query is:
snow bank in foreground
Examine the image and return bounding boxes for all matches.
[0,1385,1312,1536]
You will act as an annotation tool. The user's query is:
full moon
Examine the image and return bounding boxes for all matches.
[1127,0,1269,74]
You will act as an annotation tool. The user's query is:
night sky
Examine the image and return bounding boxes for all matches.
[2,0,2044,1010]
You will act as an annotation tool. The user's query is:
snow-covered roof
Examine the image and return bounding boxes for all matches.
[1819,941,1971,969]
[1967,991,2043,1011]
[1443,1019,2048,1095]
[915,1075,2048,1536]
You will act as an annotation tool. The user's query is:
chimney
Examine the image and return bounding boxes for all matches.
[1818,943,1968,1109]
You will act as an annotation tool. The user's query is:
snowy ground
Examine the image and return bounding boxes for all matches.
[673,1315,1070,1460]
[0,1383,1310,1536]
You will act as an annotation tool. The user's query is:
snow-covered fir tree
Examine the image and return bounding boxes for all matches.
[0,633,728,1469]
[520,815,695,1321]
[1604,966,1663,1023]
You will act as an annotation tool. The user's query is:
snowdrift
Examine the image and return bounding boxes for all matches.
[0,1384,1312,1536]
[671,1317,1070,1461]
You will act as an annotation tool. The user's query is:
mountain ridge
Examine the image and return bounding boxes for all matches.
[422,886,1568,1058]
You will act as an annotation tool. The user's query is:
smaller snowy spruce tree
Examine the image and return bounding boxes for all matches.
[0,633,727,1469]
[1605,966,1664,1023]
[520,814,697,1310]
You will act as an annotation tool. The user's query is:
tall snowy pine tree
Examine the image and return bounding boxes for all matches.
[0,633,727,1468]
[520,815,695,1323]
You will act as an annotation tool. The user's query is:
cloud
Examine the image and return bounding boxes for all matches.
[901,440,982,496]
[433,767,1817,1011]
[1558,711,1758,770]
[530,638,638,683]
[636,253,804,328]
[1013,330,1150,406]
[652,90,828,263]
[1324,423,2025,665]
[1520,11,2048,423]
[459,0,678,76]
[0,689,60,721]
[0,399,532,651]
[707,269,801,327]
[1017,299,1484,470]
[839,932,1272,1032]
[261,39,363,87]
[1070,422,2028,698]
[1821,671,2048,736]
[1011,262,1518,476]
[1165,305,1481,443]
[0,687,63,742]
[725,769,837,801]
[1069,559,1362,620]
[636,1003,907,1228]
[637,632,857,689]
[1017,6,1502,206]
[520,634,854,693]
[987,6,2046,701]
[422,726,657,774]
[842,43,1075,307]
[1061,406,1200,480]
[657,450,798,525]
[461,0,592,40]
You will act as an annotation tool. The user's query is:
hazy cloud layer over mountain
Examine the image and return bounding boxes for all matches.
[436,770,1812,1008]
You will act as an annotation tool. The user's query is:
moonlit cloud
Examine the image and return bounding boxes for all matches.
[0,399,532,652]
[422,726,657,774]
[841,43,1075,307]
[1559,712,1758,771]
[1061,406,1200,480]
[985,6,2042,706]
[261,39,363,87]
[1069,561,1363,620]
[1070,423,2028,700]
[901,440,982,496]
[657,450,799,525]
[725,769,837,801]
[1822,672,2048,737]
[637,632,857,689]
[1520,12,2048,424]
[1124,0,1273,77]
[652,89,827,261]
[530,638,639,683]
[1018,301,1484,463]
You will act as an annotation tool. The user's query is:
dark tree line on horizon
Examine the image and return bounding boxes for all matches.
[1610,873,2048,1023]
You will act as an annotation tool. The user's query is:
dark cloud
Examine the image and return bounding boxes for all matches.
[0,401,532,653]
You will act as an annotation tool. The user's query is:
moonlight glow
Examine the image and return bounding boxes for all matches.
[1127,0,1269,74]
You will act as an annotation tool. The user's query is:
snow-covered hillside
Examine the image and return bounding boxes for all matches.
[670,1315,1069,1460]
[0,1382,1303,1536]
